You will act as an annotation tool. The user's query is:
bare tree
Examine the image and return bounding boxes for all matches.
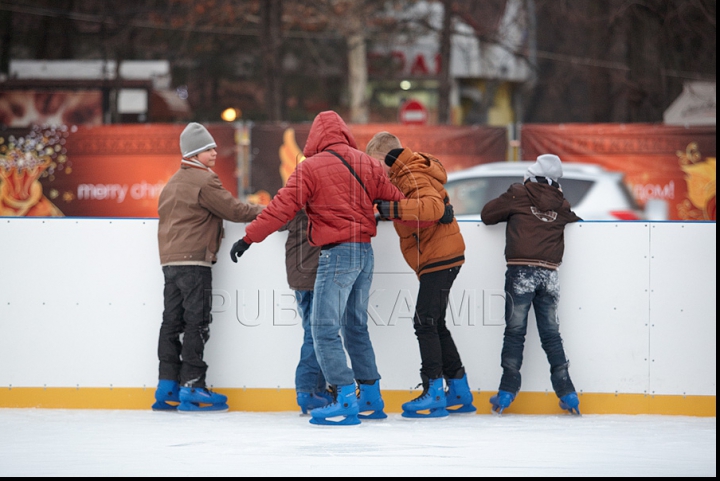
[261,0,283,122]
[1,0,713,124]
[301,0,389,124]
[437,0,452,124]
[524,0,716,123]
[347,15,369,123]
[0,8,12,76]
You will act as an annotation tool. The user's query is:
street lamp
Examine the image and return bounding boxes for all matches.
[221,108,241,122]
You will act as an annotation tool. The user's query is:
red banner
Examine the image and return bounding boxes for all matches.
[0,124,238,218]
[250,123,509,200]
[521,124,716,220]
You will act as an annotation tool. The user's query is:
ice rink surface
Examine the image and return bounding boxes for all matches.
[0,409,715,477]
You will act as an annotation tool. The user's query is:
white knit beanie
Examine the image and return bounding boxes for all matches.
[180,122,217,158]
[525,154,563,182]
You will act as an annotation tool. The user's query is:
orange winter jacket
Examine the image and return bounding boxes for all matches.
[384,148,465,277]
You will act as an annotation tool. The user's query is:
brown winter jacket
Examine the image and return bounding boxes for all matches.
[158,163,264,265]
[384,148,465,278]
[481,181,581,269]
[280,209,320,291]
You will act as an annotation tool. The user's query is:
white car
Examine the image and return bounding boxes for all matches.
[444,161,648,221]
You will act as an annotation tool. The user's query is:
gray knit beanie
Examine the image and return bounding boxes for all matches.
[180,122,217,158]
[524,154,563,182]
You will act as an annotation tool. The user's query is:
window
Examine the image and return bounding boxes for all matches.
[445,176,520,215]
[558,179,593,208]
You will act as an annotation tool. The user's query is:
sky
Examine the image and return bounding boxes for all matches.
[0,409,715,477]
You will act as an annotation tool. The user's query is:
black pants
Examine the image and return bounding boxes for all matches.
[158,265,212,387]
[413,266,464,380]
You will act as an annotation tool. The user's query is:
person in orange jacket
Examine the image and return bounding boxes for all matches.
[366,131,476,418]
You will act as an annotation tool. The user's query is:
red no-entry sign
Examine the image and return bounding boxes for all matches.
[399,99,428,125]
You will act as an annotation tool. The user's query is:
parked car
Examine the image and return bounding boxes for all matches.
[444,161,647,221]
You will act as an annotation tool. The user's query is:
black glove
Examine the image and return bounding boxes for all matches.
[374,200,392,219]
[439,203,454,224]
[230,239,251,263]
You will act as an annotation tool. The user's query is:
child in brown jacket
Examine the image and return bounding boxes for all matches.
[481,154,581,415]
[154,122,263,413]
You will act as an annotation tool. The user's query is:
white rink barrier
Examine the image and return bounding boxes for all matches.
[0,218,715,415]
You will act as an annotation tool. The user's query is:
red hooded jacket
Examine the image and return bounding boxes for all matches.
[244,111,404,246]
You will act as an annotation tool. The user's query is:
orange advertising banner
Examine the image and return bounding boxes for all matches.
[521,124,716,220]
[0,124,239,218]
[250,123,509,200]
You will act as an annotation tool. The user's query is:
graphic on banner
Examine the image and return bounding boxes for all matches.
[520,124,716,220]
[0,124,240,218]
[279,128,305,185]
[677,143,716,221]
[0,125,68,216]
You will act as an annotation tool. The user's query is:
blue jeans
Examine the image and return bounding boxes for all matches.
[294,290,327,393]
[499,265,575,397]
[311,243,380,387]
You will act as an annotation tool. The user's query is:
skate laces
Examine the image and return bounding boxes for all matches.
[197,386,224,398]
[410,382,430,402]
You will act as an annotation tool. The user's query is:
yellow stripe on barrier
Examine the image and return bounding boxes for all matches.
[0,388,715,417]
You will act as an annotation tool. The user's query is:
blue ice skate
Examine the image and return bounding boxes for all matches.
[297,391,331,415]
[559,392,581,415]
[490,390,515,414]
[445,374,477,414]
[151,380,180,411]
[309,384,360,426]
[402,378,449,419]
[317,389,334,404]
[356,380,388,420]
[178,386,229,413]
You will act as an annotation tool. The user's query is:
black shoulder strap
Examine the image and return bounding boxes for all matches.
[326,149,370,199]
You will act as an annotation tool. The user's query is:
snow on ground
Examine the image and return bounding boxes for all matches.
[0,409,715,477]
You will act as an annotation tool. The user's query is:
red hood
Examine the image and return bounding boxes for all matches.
[303,111,358,157]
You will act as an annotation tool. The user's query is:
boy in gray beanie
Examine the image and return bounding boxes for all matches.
[180,122,218,159]
[524,154,563,184]
[153,122,264,413]
[481,153,582,415]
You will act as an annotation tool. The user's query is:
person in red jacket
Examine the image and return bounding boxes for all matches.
[481,154,582,415]
[229,111,404,426]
